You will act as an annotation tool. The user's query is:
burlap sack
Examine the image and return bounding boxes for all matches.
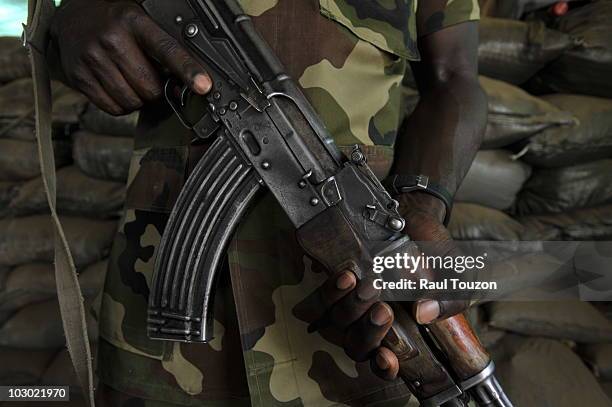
[0,216,117,267]
[0,138,71,182]
[480,76,575,149]
[403,77,576,149]
[0,299,99,349]
[488,301,612,343]
[535,1,612,99]
[515,160,612,215]
[0,182,20,214]
[448,203,525,241]
[481,0,582,19]
[0,78,87,125]
[478,18,577,85]
[79,103,139,137]
[41,343,98,391]
[7,166,126,217]
[493,335,611,407]
[579,344,612,381]
[0,347,57,385]
[523,94,612,167]
[73,131,133,181]
[456,150,532,210]
[520,204,612,240]
[0,264,55,317]
[0,38,31,84]
[0,260,107,318]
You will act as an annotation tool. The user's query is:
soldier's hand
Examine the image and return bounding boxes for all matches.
[297,270,398,380]
[307,193,471,382]
[50,0,212,115]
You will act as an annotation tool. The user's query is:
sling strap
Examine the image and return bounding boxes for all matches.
[24,1,95,405]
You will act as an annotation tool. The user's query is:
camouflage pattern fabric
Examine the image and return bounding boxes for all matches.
[97,0,479,405]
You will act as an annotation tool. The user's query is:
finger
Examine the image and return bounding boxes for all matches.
[294,270,356,326]
[370,347,399,381]
[68,65,124,115]
[329,278,380,329]
[103,35,164,101]
[131,15,212,94]
[413,299,471,324]
[86,47,144,111]
[343,302,393,362]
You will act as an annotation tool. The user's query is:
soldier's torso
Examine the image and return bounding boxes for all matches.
[97,1,476,405]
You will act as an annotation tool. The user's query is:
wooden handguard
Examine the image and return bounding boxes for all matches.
[430,315,491,381]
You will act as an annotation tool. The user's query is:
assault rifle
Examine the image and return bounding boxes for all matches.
[142,1,512,406]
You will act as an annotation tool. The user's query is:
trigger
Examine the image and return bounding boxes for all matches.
[179,84,191,107]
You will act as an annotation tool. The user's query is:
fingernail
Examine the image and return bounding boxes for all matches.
[416,300,440,324]
[376,352,389,370]
[193,74,212,94]
[336,272,355,290]
[370,303,392,326]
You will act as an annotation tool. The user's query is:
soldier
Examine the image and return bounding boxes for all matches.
[49,0,486,405]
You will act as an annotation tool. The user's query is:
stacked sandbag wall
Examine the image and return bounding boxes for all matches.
[421,5,612,405]
[0,39,138,403]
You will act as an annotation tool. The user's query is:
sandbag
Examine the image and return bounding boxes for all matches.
[0,347,58,385]
[0,182,19,213]
[0,260,107,317]
[0,38,31,84]
[480,0,582,19]
[79,103,139,137]
[493,336,611,407]
[536,1,612,99]
[478,18,577,85]
[0,216,117,267]
[0,138,72,182]
[448,203,525,241]
[73,131,133,181]
[515,160,612,215]
[520,204,612,240]
[488,301,612,343]
[601,381,612,401]
[481,76,576,148]
[7,166,126,217]
[41,344,98,391]
[79,260,109,298]
[523,94,612,167]
[0,264,55,316]
[0,299,98,349]
[455,150,532,210]
[0,78,87,124]
[579,344,612,381]
[402,77,576,149]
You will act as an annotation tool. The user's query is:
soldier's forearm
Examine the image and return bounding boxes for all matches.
[391,21,486,223]
[393,74,487,195]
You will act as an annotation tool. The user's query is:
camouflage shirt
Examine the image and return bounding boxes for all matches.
[97,1,479,406]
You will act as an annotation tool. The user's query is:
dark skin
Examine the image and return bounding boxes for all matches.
[50,0,213,115]
[50,0,486,383]
[301,14,487,380]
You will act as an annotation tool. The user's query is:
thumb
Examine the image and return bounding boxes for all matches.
[413,299,472,325]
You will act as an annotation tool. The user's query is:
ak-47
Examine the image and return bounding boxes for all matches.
[142,1,512,406]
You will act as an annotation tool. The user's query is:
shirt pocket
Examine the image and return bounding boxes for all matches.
[317,0,419,60]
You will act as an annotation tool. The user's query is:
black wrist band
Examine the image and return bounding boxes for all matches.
[383,174,453,226]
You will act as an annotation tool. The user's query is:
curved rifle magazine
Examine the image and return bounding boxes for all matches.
[148,133,262,343]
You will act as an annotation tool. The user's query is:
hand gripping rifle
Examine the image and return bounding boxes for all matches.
[142,1,512,406]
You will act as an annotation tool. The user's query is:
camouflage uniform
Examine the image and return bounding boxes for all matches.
[97,1,480,406]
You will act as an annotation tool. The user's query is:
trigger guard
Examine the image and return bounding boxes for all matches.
[164,78,196,129]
